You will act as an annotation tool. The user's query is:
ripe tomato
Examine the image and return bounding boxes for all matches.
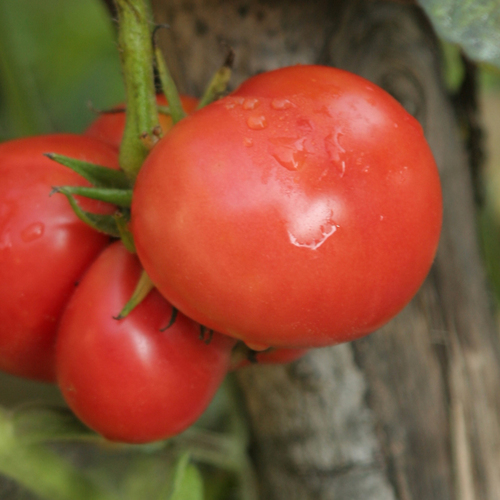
[85,94,198,149]
[233,347,309,370]
[56,242,235,444]
[0,134,119,381]
[131,65,442,348]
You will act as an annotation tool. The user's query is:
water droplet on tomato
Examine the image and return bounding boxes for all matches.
[21,222,44,243]
[288,221,338,250]
[270,137,307,171]
[325,131,347,176]
[286,199,339,250]
[242,98,260,110]
[271,98,292,110]
[243,137,254,147]
[247,115,268,130]
[224,96,245,109]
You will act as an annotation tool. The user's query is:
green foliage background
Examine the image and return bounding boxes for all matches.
[0,0,124,140]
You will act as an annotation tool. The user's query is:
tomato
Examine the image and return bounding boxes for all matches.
[0,134,119,381]
[56,242,235,444]
[233,347,309,370]
[131,65,442,348]
[85,94,198,149]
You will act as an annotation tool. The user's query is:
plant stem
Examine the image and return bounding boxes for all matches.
[114,0,159,183]
[0,409,117,500]
[153,42,186,124]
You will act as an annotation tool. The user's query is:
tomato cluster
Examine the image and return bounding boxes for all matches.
[0,65,442,443]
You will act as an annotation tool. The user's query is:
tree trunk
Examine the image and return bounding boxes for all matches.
[151,1,500,498]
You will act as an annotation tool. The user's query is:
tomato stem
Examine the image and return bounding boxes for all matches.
[114,0,160,183]
[115,269,155,319]
[197,48,235,109]
[152,28,186,125]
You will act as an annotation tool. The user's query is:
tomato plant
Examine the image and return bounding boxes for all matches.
[56,241,235,444]
[0,134,119,382]
[131,65,442,348]
[85,94,198,150]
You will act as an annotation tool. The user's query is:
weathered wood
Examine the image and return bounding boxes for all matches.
[151,1,500,498]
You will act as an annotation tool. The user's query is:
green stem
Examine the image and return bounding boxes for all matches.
[115,270,155,319]
[0,410,117,500]
[114,0,160,183]
[197,49,235,109]
[153,41,185,124]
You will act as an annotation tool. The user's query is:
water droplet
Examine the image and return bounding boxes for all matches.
[380,215,384,221]
[21,222,44,243]
[287,200,339,250]
[242,98,260,110]
[270,137,307,171]
[224,96,245,109]
[289,221,338,250]
[243,137,253,147]
[325,131,347,176]
[325,131,345,162]
[247,115,268,130]
[394,122,399,128]
[271,98,292,110]
[363,165,370,173]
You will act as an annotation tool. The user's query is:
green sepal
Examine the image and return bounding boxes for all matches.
[45,153,130,189]
[115,211,136,253]
[54,188,120,237]
[160,307,178,331]
[115,270,154,319]
[51,185,133,207]
[153,32,185,124]
[197,49,235,109]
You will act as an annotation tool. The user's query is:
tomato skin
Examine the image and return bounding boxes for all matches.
[234,347,309,370]
[0,134,119,381]
[131,65,442,348]
[85,94,198,149]
[56,242,235,444]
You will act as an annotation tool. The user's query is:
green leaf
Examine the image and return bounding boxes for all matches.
[11,405,97,444]
[45,153,130,189]
[0,409,118,500]
[55,188,120,237]
[51,186,133,207]
[417,0,500,68]
[0,0,124,140]
[164,453,204,500]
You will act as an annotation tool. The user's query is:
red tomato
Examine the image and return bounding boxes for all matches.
[131,65,442,348]
[0,134,119,381]
[56,242,235,444]
[233,347,309,370]
[85,94,199,149]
